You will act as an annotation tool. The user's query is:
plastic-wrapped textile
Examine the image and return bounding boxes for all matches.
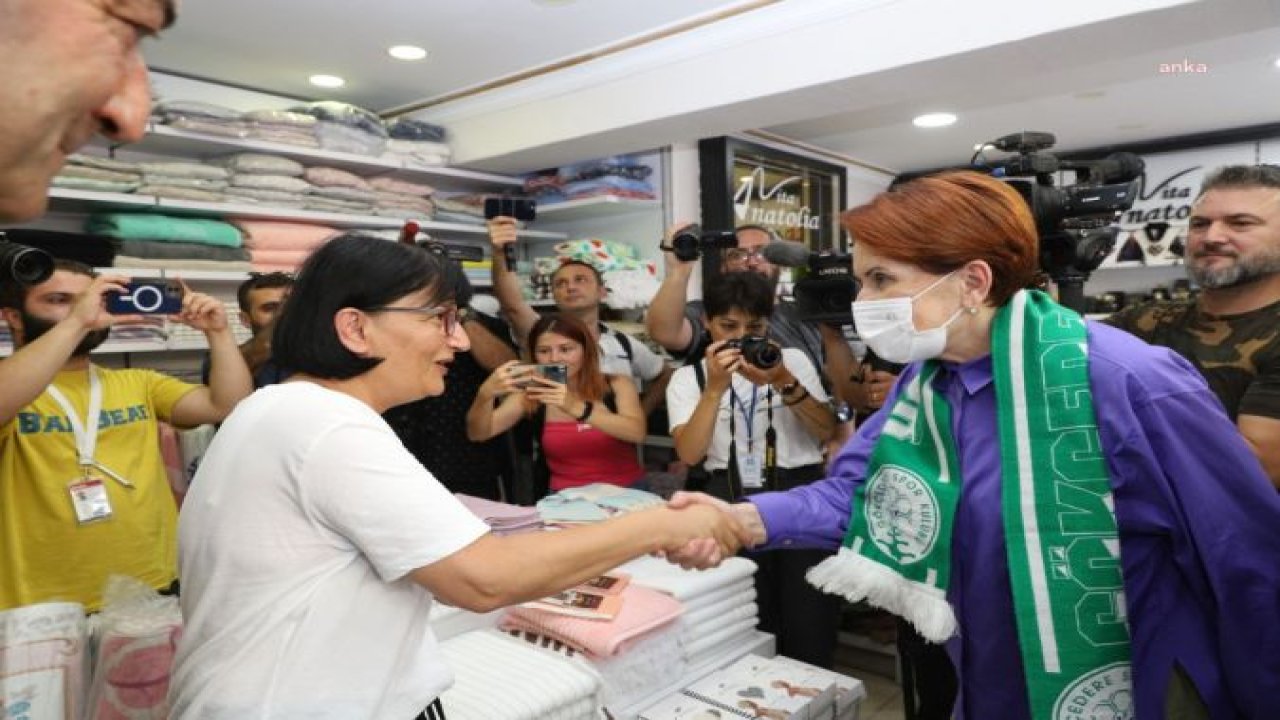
[0,602,90,720]
[85,578,182,720]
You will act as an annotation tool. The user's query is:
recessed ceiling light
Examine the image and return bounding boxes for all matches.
[533,0,578,6]
[1274,57,1280,69]
[309,74,345,89]
[913,112,957,129]
[388,45,428,61]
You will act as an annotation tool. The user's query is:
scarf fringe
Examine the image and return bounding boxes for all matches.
[806,547,957,644]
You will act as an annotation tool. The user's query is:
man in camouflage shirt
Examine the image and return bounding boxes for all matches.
[1107,164,1280,488]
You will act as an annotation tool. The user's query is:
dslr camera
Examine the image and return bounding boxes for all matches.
[719,335,782,370]
[0,233,54,287]
[665,224,739,262]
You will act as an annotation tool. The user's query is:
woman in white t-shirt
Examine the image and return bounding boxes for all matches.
[169,233,747,720]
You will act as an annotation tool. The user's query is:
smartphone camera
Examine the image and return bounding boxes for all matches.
[483,197,537,221]
[535,363,568,385]
[106,280,185,315]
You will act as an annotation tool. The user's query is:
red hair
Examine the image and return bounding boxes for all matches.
[527,313,608,402]
[842,171,1039,306]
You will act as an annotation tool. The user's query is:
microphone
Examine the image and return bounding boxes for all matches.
[1090,152,1145,183]
[760,241,815,268]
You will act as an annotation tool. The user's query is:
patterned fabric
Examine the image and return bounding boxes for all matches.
[1105,297,1280,420]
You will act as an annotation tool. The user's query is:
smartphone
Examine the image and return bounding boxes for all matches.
[535,363,568,385]
[106,280,185,315]
[483,196,537,221]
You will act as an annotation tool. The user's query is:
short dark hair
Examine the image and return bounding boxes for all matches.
[272,232,461,379]
[552,259,604,286]
[0,259,95,309]
[703,271,775,320]
[237,272,294,312]
[1198,164,1280,198]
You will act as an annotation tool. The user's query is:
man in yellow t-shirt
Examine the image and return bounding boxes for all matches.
[0,260,253,611]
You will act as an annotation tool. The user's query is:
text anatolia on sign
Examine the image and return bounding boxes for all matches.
[733,166,823,230]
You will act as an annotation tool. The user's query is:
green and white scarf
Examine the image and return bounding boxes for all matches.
[808,290,1132,720]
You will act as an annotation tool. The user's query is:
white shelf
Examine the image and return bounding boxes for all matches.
[117,125,522,191]
[537,196,661,222]
[47,189,566,241]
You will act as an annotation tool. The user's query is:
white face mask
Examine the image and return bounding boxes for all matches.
[852,271,963,364]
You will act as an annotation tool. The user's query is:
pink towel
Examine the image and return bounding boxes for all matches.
[230,220,337,251]
[248,248,314,266]
[88,625,181,720]
[500,584,683,659]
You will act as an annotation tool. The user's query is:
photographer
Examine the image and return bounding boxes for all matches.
[647,224,857,421]
[0,260,252,611]
[467,313,647,496]
[488,216,672,416]
[665,271,839,668]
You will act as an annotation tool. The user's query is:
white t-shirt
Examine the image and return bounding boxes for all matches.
[170,382,489,720]
[665,348,828,471]
[598,327,666,385]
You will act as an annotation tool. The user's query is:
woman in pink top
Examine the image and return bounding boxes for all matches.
[467,313,647,494]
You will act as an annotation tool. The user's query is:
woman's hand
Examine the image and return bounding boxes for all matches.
[524,373,581,414]
[861,367,897,411]
[703,340,741,393]
[478,360,529,401]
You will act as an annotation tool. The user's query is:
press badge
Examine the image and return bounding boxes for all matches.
[739,452,765,489]
[68,476,113,524]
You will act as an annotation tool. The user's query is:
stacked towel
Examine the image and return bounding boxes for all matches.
[293,102,388,157]
[432,194,486,226]
[88,214,243,248]
[85,577,183,720]
[55,154,142,193]
[152,100,248,138]
[136,162,231,203]
[0,602,90,720]
[616,555,761,668]
[536,484,664,526]
[231,220,336,273]
[500,584,684,660]
[373,191,435,219]
[440,629,602,720]
[383,138,452,167]
[455,494,543,535]
[243,109,319,148]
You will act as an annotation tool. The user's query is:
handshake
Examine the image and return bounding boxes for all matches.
[653,491,767,570]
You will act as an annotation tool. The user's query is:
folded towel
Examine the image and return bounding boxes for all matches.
[248,248,313,266]
[680,617,758,662]
[117,239,250,262]
[58,165,141,183]
[303,166,373,190]
[456,494,542,534]
[230,174,313,193]
[211,153,305,177]
[87,214,244,248]
[243,109,317,127]
[52,176,141,193]
[681,591,758,631]
[441,629,601,720]
[303,198,373,214]
[222,186,305,207]
[369,176,436,197]
[138,162,229,181]
[67,153,142,174]
[617,555,757,601]
[113,256,254,272]
[680,580,756,614]
[138,175,229,191]
[501,584,684,659]
[135,185,225,203]
[230,220,337,251]
[246,128,319,147]
[311,185,377,203]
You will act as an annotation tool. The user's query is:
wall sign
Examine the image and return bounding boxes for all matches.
[699,137,847,277]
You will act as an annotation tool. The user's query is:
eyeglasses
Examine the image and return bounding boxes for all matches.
[368,304,461,335]
[724,248,766,264]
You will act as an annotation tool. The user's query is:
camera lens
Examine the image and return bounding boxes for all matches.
[740,336,781,370]
[0,242,55,286]
[671,230,701,262]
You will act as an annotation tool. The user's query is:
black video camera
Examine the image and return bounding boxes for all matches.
[665,224,738,262]
[758,241,856,325]
[0,233,55,287]
[719,335,782,370]
[793,252,856,326]
[977,131,1144,312]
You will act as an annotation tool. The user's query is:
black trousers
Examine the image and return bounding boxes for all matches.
[897,619,957,720]
[414,698,445,720]
[707,464,843,669]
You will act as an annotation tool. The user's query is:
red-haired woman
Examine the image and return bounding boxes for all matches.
[467,312,647,495]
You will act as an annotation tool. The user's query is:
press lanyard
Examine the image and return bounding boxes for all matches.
[727,379,777,499]
[45,367,133,488]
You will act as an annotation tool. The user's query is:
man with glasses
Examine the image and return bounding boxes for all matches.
[647,225,857,414]
[488,216,672,415]
[1106,164,1280,488]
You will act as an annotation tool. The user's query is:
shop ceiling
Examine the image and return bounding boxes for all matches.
[146,0,1280,174]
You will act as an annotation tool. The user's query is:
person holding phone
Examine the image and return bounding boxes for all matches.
[467,312,648,496]
[0,259,253,611]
